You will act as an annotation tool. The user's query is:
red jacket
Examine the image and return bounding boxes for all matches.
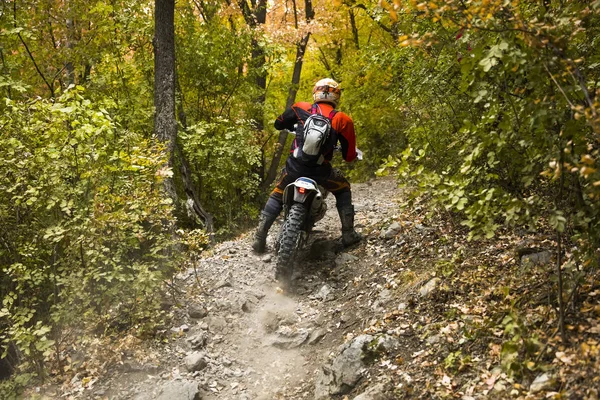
[274,102,358,163]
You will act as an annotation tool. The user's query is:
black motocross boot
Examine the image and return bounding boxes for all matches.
[252,211,277,253]
[338,205,362,247]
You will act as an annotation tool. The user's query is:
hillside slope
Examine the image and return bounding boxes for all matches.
[39,175,599,400]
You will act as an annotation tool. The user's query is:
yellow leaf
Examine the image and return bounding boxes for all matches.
[581,154,595,165]
[580,166,597,178]
[581,342,590,353]
[390,10,398,21]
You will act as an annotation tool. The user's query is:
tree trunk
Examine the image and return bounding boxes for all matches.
[174,142,215,236]
[262,32,310,189]
[175,77,215,236]
[65,15,76,86]
[154,0,177,201]
[349,9,360,49]
[238,0,268,132]
[261,0,314,189]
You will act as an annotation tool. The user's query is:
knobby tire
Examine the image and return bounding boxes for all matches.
[276,203,307,286]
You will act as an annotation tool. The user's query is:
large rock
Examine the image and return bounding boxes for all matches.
[184,352,208,372]
[156,380,201,400]
[314,335,375,399]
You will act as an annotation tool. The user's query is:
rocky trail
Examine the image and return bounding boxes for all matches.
[42,175,599,400]
[59,176,406,400]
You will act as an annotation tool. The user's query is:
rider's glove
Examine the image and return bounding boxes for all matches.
[356,148,363,161]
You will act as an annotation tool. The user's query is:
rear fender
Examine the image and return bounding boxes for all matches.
[282,177,319,208]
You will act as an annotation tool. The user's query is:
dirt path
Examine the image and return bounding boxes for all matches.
[83,176,403,400]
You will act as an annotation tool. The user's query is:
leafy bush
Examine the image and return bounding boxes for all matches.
[181,118,263,233]
[376,1,600,252]
[0,87,178,375]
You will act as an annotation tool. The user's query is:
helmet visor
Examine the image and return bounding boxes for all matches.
[314,85,341,95]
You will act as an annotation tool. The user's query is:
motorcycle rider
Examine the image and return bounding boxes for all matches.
[252,78,362,253]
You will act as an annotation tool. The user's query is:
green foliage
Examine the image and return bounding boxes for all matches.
[176,3,255,123]
[444,350,471,372]
[0,87,177,373]
[181,118,263,233]
[373,1,600,254]
[498,312,544,378]
[0,372,33,400]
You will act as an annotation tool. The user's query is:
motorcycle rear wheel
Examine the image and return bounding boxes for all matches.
[276,203,307,287]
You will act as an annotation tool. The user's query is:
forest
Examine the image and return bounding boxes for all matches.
[1,0,599,397]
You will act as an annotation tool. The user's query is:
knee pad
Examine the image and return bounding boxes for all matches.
[264,196,283,216]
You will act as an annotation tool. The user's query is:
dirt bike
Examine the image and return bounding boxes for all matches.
[274,147,363,287]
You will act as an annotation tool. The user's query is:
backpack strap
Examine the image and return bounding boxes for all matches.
[310,103,337,120]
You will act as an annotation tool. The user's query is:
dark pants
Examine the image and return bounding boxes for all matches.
[263,158,353,216]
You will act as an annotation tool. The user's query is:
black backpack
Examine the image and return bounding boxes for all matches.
[295,105,337,166]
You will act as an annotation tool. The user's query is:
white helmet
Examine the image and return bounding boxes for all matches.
[313,78,341,107]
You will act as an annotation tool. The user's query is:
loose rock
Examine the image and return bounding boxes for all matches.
[373,335,400,353]
[184,352,208,372]
[530,372,555,393]
[314,334,375,398]
[269,327,310,349]
[156,380,201,400]
[188,304,208,319]
[335,253,359,267]
[427,334,441,345]
[419,277,440,297]
[187,332,208,350]
[521,251,552,266]
[307,329,326,345]
[353,381,392,400]
[311,284,335,302]
[381,222,402,240]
